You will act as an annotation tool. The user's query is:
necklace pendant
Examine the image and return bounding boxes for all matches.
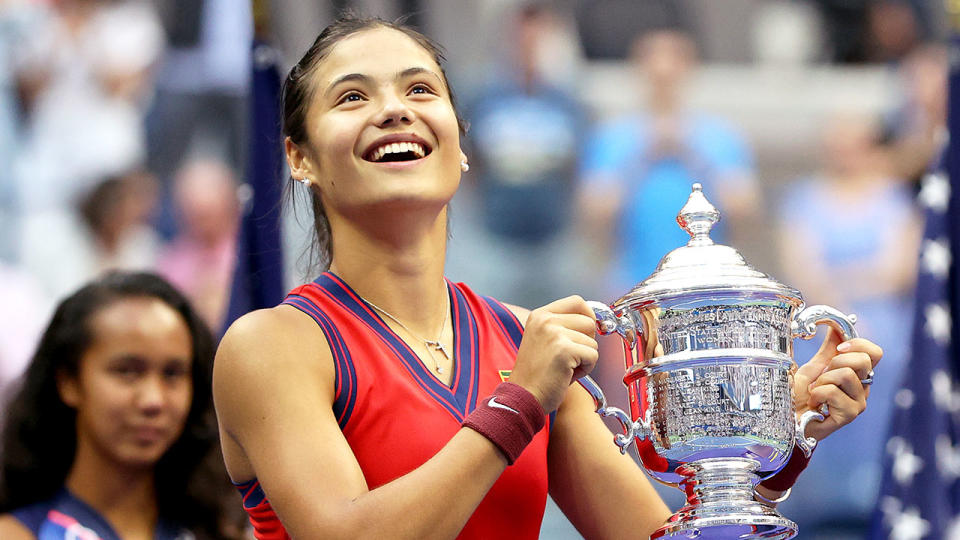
[426,340,450,360]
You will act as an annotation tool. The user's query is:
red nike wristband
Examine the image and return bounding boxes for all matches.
[462,382,546,465]
[760,443,812,492]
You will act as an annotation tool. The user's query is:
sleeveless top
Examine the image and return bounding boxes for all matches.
[235,273,552,539]
[11,488,188,540]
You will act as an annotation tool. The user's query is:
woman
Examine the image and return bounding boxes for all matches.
[213,16,883,539]
[0,272,243,540]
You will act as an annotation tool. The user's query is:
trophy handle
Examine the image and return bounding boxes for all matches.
[791,304,859,457]
[577,375,642,453]
[576,301,645,453]
[791,304,858,342]
[587,301,638,349]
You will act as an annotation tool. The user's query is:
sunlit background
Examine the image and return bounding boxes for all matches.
[0,1,949,538]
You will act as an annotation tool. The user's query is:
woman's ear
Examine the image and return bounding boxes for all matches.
[285,137,316,184]
[56,369,80,408]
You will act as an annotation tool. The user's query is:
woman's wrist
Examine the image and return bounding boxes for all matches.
[759,443,811,492]
[462,382,546,465]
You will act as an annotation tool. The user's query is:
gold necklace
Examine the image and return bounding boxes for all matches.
[360,292,451,374]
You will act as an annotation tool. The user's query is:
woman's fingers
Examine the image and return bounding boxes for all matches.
[547,312,602,337]
[810,368,868,408]
[824,351,874,385]
[543,295,598,320]
[804,384,863,440]
[837,337,883,368]
[568,341,600,381]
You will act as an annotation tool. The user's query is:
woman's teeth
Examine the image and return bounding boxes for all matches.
[370,141,426,162]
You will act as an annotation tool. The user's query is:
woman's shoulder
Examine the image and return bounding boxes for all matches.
[501,303,530,326]
[0,512,39,540]
[220,303,327,351]
[215,305,334,393]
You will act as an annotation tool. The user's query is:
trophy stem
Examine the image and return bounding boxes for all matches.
[652,458,797,539]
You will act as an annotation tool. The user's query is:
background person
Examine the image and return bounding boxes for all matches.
[775,112,920,534]
[157,157,240,330]
[0,271,245,540]
[450,2,586,308]
[578,28,759,300]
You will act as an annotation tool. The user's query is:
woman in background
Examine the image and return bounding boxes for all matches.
[0,271,244,540]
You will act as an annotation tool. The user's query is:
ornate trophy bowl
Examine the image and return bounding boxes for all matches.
[580,184,858,539]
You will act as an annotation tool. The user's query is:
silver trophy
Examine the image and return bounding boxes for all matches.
[580,184,857,539]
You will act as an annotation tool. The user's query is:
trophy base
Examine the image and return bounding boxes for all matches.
[651,458,797,540]
[652,510,796,539]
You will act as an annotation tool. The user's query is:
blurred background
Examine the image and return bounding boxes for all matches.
[0,0,949,538]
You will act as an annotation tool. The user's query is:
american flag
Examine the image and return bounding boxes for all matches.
[868,35,959,540]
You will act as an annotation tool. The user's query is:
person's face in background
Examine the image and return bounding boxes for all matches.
[514,8,551,82]
[821,114,882,178]
[903,46,947,126]
[633,30,696,96]
[58,297,193,470]
[80,170,158,252]
[173,159,239,247]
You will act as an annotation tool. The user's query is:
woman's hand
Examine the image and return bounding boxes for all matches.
[793,327,883,442]
[508,296,599,413]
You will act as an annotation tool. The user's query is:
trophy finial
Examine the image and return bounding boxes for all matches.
[677,183,720,245]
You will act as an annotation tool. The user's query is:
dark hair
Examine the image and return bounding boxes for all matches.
[282,15,466,272]
[0,272,242,539]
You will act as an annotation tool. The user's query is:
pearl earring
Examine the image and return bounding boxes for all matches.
[298,178,310,186]
[460,160,470,172]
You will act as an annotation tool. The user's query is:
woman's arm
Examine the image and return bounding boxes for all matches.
[503,301,670,538]
[214,296,598,539]
[0,515,35,540]
[547,384,672,539]
[214,307,506,540]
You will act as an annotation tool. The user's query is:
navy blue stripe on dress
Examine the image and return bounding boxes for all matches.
[233,478,268,509]
[283,295,358,429]
[315,273,466,421]
[481,296,524,350]
[449,282,481,413]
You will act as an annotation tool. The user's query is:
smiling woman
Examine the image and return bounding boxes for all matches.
[0,272,243,540]
[211,15,883,540]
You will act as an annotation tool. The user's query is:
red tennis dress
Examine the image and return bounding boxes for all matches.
[235,272,553,539]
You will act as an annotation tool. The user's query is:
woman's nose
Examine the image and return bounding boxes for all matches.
[376,93,416,127]
[136,375,166,415]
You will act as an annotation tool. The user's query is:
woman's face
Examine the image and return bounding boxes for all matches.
[291,27,465,217]
[59,297,193,470]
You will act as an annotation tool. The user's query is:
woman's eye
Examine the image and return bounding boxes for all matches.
[338,92,363,104]
[410,84,432,95]
[111,364,143,378]
[163,365,189,380]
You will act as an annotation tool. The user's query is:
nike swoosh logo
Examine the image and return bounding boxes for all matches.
[488,396,519,415]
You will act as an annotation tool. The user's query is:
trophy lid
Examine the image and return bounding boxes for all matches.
[612,183,801,308]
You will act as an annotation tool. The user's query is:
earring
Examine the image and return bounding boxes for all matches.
[298,177,311,186]
[460,160,470,172]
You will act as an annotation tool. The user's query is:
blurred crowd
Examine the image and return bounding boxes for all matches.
[0,0,949,539]
[0,0,249,396]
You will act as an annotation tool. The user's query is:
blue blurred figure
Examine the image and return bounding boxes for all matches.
[578,29,758,298]
[775,112,921,538]
[449,3,586,308]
